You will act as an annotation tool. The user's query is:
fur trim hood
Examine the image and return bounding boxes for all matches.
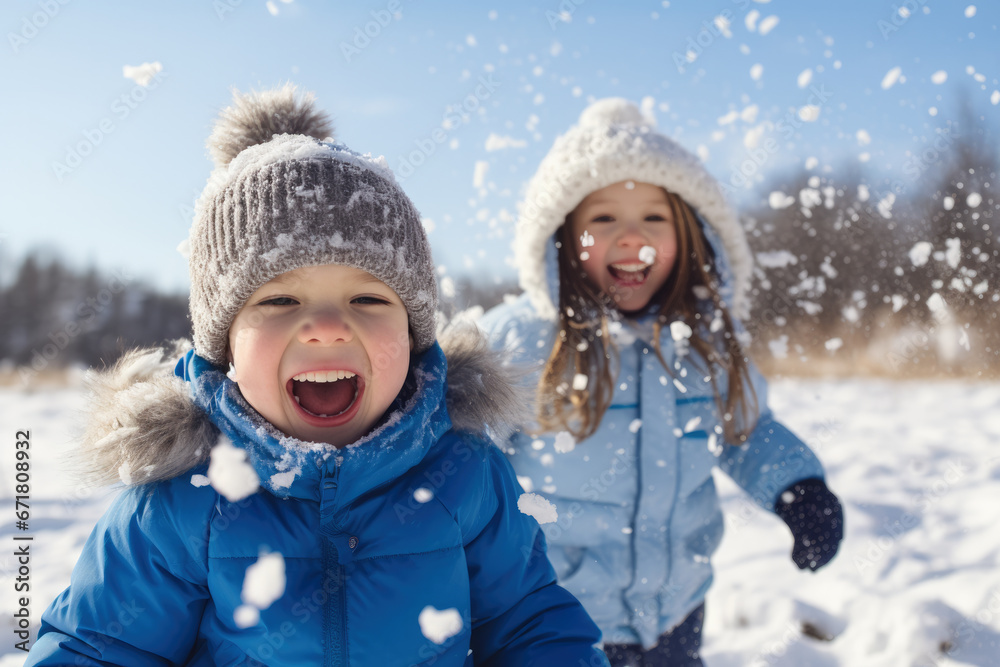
[73,324,528,489]
[514,97,753,321]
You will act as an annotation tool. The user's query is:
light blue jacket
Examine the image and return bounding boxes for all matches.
[27,341,609,666]
[480,223,826,648]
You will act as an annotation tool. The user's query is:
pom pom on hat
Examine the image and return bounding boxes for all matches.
[207,83,334,168]
[577,97,651,129]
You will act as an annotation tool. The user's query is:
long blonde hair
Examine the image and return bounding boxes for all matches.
[536,190,757,444]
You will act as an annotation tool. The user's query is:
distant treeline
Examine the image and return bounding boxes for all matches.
[0,255,190,381]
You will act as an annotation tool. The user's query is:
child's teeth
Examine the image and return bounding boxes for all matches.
[292,370,357,382]
[294,396,300,404]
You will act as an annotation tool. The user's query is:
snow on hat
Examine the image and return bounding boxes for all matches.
[513,97,753,320]
[187,84,437,366]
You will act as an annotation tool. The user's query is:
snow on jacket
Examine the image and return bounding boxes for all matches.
[479,218,827,648]
[27,328,609,666]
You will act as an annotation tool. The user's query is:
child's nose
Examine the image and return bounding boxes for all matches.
[617,222,648,247]
[297,309,353,345]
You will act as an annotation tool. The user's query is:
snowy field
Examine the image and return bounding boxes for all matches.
[0,376,997,666]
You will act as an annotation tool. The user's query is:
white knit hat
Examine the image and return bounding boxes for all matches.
[514,97,752,320]
[187,85,438,365]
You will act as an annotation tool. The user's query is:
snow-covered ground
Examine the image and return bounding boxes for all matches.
[1,377,997,666]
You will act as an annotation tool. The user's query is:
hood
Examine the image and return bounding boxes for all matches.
[515,97,753,321]
[71,323,528,502]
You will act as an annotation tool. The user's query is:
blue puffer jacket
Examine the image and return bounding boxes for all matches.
[480,223,827,648]
[27,338,609,666]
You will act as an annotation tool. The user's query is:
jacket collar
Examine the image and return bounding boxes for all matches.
[175,343,453,504]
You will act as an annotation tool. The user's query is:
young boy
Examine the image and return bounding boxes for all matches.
[26,85,609,666]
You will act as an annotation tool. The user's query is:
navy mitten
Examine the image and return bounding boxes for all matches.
[774,477,843,571]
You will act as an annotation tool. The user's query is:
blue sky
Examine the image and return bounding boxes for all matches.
[1,0,997,293]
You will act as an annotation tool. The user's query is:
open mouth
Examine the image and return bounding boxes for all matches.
[286,370,363,426]
[608,262,652,286]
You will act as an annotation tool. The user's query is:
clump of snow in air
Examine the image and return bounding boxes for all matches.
[966,192,982,208]
[856,130,871,146]
[750,63,763,80]
[466,34,477,47]
[944,238,961,269]
[639,245,656,265]
[518,493,558,524]
[991,91,1000,105]
[123,62,162,86]
[743,124,767,149]
[190,474,211,487]
[176,237,191,258]
[580,230,594,248]
[572,373,588,391]
[553,431,576,453]
[769,335,789,359]
[413,487,434,503]
[758,15,779,35]
[517,475,534,492]
[628,419,642,433]
[881,67,903,90]
[943,196,955,210]
[931,70,948,84]
[745,9,760,31]
[965,5,977,18]
[769,192,795,209]
[891,295,908,313]
[670,321,693,341]
[235,552,286,628]
[684,416,702,433]
[857,184,870,201]
[484,134,527,151]
[909,241,933,267]
[472,161,489,188]
[825,338,844,352]
[118,462,132,485]
[805,156,819,170]
[419,606,463,645]
[877,192,895,219]
[797,69,812,88]
[209,435,260,502]
[714,14,732,38]
[757,250,798,268]
[798,105,820,122]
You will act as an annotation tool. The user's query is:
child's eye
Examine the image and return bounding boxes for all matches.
[591,215,615,223]
[352,296,391,306]
[645,214,669,222]
[259,296,298,306]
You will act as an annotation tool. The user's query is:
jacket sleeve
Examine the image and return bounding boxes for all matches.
[26,480,212,666]
[718,361,827,512]
[466,445,609,667]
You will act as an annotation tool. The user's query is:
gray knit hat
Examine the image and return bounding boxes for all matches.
[186,85,438,366]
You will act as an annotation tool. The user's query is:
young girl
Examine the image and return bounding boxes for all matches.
[26,86,609,666]
[481,98,844,666]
